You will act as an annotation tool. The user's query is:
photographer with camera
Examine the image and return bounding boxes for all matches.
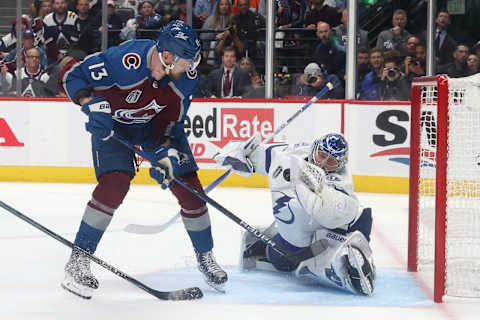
[404,43,426,85]
[292,62,344,98]
[378,50,410,101]
[214,22,245,59]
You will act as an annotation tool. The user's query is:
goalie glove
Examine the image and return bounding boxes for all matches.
[149,146,180,189]
[213,132,262,177]
[290,155,326,194]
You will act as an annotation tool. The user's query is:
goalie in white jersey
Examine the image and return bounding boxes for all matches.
[214,133,375,295]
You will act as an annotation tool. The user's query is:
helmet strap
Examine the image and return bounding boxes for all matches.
[158,52,174,75]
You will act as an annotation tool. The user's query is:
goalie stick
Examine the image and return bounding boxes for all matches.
[112,134,329,265]
[0,200,203,301]
[123,170,230,234]
[124,83,335,235]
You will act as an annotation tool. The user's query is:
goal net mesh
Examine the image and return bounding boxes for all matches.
[416,74,480,297]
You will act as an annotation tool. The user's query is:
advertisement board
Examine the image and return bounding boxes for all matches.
[0,98,413,193]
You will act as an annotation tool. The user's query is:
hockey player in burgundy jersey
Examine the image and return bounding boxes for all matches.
[61,21,227,299]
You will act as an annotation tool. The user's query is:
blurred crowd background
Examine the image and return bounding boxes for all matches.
[0,0,479,99]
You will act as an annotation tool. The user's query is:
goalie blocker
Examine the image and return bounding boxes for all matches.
[215,133,376,296]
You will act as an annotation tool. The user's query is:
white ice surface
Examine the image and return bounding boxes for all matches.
[0,182,478,320]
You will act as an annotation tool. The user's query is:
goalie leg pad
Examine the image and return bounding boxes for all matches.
[345,245,375,295]
[294,229,375,295]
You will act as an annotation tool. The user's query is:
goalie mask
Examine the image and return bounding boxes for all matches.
[309,133,348,173]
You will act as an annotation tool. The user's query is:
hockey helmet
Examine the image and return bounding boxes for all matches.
[309,133,348,172]
[156,20,201,71]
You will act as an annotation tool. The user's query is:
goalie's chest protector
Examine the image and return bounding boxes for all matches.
[267,146,314,245]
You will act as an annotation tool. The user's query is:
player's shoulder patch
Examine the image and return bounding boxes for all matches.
[122,52,141,70]
[43,13,55,26]
[186,69,197,80]
[66,11,78,24]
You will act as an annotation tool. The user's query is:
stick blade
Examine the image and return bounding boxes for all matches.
[122,223,168,234]
[152,287,203,301]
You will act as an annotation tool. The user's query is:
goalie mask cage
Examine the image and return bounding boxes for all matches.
[408,74,480,303]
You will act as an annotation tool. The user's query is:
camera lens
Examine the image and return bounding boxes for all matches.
[387,68,397,78]
[308,76,318,84]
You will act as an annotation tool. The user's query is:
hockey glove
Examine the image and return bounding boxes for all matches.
[149,146,180,189]
[81,96,114,141]
[212,132,262,177]
[291,155,326,194]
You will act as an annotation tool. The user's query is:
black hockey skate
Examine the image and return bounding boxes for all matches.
[61,248,99,299]
[195,250,228,293]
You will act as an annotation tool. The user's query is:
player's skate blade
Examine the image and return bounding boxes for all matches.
[196,251,228,293]
[61,274,94,299]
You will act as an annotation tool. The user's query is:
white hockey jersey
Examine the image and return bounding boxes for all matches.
[249,142,361,248]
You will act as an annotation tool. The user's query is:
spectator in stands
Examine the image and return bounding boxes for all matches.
[3,29,48,74]
[0,17,32,59]
[43,0,80,64]
[416,43,427,66]
[171,0,203,28]
[404,46,426,85]
[232,0,261,15]
[359,48,384,100]
[405,35,420,59]
[473,41,480,58]
[76,0,93,34]
[136,1,164,38]
[154,0,178,23]
[437,44,469,78]
[466,54,480,76]
[333,8,368,48]
[120,0,140,16]
[326,0,347,10]
[239,56,264,97]
[0,62,13,95]
[376,9,411,55]
[304,0,341,30]
[356,46,371,88]
[13,47,51,97]
[232,0,265,60]
[121,0,164,41]
[312,21,345,79]
[292,62,344,98]
[377,50,410,101]
[214,21,245,60]
[432,10,456,67]
[100,0,125,46]
[195,0,218,22]
[201,0,233,65]
[205,46,252,98]
[31,0,52,44]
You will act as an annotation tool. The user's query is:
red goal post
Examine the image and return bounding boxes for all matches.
[408,74,480,303]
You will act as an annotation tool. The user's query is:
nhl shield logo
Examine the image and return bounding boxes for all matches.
[126,89,142,104]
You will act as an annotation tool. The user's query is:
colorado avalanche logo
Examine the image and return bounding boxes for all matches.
[187,69,197,79]
[113,99,166,124]
[122,53,141,70]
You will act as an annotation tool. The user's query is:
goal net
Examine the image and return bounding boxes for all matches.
[408,74,480,302]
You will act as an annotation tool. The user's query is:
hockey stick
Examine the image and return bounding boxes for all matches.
[0,200,203,301]
[123,170,230,234]
[112,134,329,265]
[124,82,334,235]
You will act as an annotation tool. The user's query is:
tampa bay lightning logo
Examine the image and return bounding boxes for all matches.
[272,191,294,224]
